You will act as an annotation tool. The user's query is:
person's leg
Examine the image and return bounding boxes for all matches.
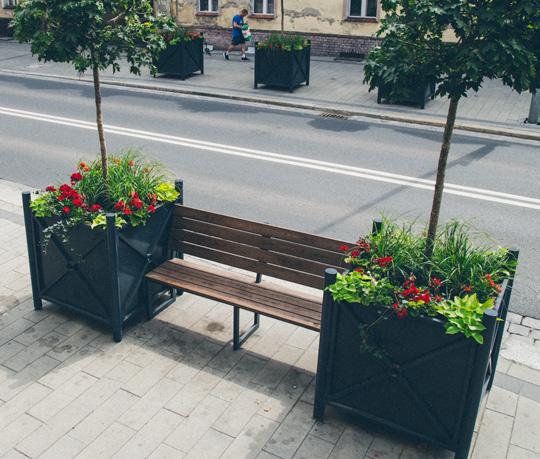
[240,43,249,60]
[224,43,235,60]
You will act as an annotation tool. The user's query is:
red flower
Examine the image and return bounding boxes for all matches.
[392,302,399,310]
[397,308,408,319]
[123,207,133,215]
[72,198,84,208]
[90,204,102,212]
[402,285,420,298]
[147,205,156,213]
[485,274,496,287]
[45,185,56,192]
[463,285,473,293]
[114,200,125,211]
[414,292,431,303]
[147,193,158,205]
[59,184,72,192]
[62,206,71,214]
[354,267,364,273]
[128,160,135,167]
[340,245,349,252]
[374,256,393,268]
[356,239,371,253]
[130,192,143,210]
[435,295,443,302]
[71,172,83,182]
[79,161,88,169]
[431,277,442,287]
[350,250,360,258]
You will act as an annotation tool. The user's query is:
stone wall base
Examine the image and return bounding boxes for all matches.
[195,26,381,57]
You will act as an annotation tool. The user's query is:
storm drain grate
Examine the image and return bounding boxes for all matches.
[320,112,349,120]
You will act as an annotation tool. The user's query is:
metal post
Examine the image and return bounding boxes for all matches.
[106,214,123,342]
[455,309,498,459]
[488,248,519,390]
[313,268,338,421]
[372,218,383,235]
[22,192,43,311]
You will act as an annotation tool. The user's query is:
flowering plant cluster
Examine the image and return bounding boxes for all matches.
[257,34,309,52]
[160,23,203,46]
[30,152,179,239]
[328,220,516,344]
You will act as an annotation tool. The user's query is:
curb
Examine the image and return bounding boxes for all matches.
[1,68,539,142]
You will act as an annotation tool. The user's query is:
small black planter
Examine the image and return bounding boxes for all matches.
[22,183,183,342]
[0,18,13,38]
[377,81,436,109]
[254,43,311,93]
[314,255,518,459]
[154,39,204,80]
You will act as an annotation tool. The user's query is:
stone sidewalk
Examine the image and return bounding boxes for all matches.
[1,179,540,459]
[1,39,538,140]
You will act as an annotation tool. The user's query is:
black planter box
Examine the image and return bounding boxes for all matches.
[22,195,179,342]
[377,81,436,109]
[254,43,311,92]
[0,18,13,38]
[314,267,517,459]
[155,39,204,80]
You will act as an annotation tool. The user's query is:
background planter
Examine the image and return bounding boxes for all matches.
[0,18,13,38]
[314,263,517,459]
[254,43,311,93]
[154,39,204,80]
[22,189,182,342]
[377,80,436,109]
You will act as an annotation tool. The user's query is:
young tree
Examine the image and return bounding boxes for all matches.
[12,0,172,180]
[365,0,539,258]
[281,0,285,32]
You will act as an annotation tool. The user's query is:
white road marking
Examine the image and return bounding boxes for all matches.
[1,105,539,210]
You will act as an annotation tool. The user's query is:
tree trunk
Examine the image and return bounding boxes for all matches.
[281,0,285,33]
[92,63,108,180]
[424,97,459,259]
[528,92,539,124]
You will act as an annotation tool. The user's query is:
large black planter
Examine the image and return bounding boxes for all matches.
[22,185,183,342]
[314,256,517,459]
[377,80,436,109]
[254,43,311,93]
[154,39,204,80]
[0,18,13,38]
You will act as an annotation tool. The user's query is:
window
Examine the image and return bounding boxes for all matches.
[2,0,17,7]
[199,0,218,13]
[253,0,274,15]
[348,0,377,18]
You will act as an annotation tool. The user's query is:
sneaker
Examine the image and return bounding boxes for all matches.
[223,52,229,60]
[241,56,250,61]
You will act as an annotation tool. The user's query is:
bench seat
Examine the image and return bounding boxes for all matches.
[146,258,323,331]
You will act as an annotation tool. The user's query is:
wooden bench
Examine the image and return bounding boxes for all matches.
[144,203,351,349]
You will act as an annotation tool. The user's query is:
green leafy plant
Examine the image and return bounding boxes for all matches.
[159,21,204,45]
[257,34,309,51]
[436,295,495,344]
[364,0,539,258]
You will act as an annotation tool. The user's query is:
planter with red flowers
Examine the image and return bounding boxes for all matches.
[22,152,182,342]
[154,25,204,80]
[314,219,518,459]
[255,34,310,93]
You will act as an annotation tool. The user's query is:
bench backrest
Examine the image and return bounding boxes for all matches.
[169,205,351,290]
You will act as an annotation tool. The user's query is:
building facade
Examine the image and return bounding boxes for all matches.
[158,0,383,56]
[0,0,15,36]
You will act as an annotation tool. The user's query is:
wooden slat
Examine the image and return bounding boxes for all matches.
[146,267,321,331]
[172,230,331,278]
[178,243,324,289]
[173,205,351,253]
[157,261,322,315]
[170,220,345,267]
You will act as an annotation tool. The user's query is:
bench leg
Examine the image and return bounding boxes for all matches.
[233,307,260,350]
[144,278,177,321]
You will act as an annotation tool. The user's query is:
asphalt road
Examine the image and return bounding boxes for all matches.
[0,73,539,317]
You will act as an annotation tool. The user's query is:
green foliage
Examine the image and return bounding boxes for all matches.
[159,22,203,46]
[364,0,539,100]
[328,271,394,306]
[12,0,173,75]
[435,294,494,344]
[257,34,309,51]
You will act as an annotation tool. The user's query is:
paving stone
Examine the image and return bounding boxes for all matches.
[264,401,315,459]
[40,434,85,459]
[105,359,144,383]
[148,443,186,459]
[507,445,540,458]
[121,354,177,397]
[70,389,139,444]
[501,335,540,370]
[511,397,540,453]
[184,427,234,459]
[0,449,29,459]
[507,313,523,324]
[13,314,67,346]
[28,371,97,422]
[0,318,34,347]
[208,344,247,373]
[509,324,532,337]
[0,340,26,364]
[293,434,334,459]
[46,328,100,362]
[496,357,512,374]
[120,377,183,431]
[509,363,540,386]
[471,408,513,458]
[520,381,540,404]
[522,317,540,330]
[400,445,454,458]
[286,327,318,350]
[329,426,373,459]
[252,344,304,390]
[310,410,347,444]
[75,422,136,459]
[82,339,138,378]
[114,409,184,459]
[165,395,230,452]
[0,413,43,456]
[221,414,279,459]
[366,434,405,458]
[0,381,51,430]
[487,386,519,416]
[4,331,66,372]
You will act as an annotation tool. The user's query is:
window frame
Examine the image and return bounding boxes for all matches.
[2,0,17,8]
[347,0,378,19]
[252,0,275,16]
[198,0,218,14]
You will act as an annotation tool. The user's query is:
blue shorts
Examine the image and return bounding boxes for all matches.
[231,35,245,46]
